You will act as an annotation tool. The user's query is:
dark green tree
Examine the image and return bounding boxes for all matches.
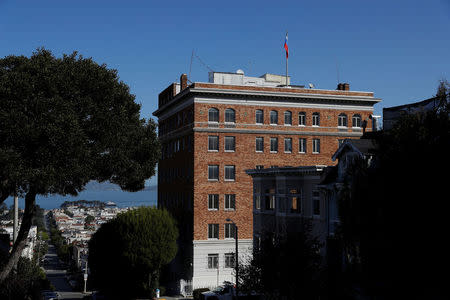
[0,48,159,281]
[84,214,95,224]
[240,219,324,300]
[88,207,178,299]
[336,80,450,298]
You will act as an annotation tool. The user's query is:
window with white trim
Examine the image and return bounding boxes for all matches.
[224,223,236,239]
[208,136,219,151]
[270,138,278,153]
[208,254,219,269]
[225,108,235,123]
[224,253,235,268]
[208,108,219,123]
[255,137,264,152]
[255,109,264,124]
[208,165,219,181]
[284,111,292,125]
[338,113,347,127]
[298,112,306,126]
[224,165,235,181]
[270,110,278,125]
[208,224,219,239]
[284,138,292,153]
[313,139,320,153]
[312,112,320,126]
[352,114,361,128]
[224,136,235,152]
[224,194,236,210]
[208,194,219,210]
[299,138,307,153]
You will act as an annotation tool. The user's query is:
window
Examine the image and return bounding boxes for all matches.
[208,165,219,181]
[255,109,264,124]
[208,254,219,269]
[284,111,292,125]
[225,108,235,123]
[312,190,320,216]
[208,108,219,123]
[225,194,236,210]
[208,224,219,239]
[255,137,264,152]
[284,138,292,153]
[270,138,278,153]
[208,194,219,210]
[290,189,301,213]
[270,110,278,125]
[352,114,361,128]
[313,139,320,153]
[224,165,235,181]
[312,112,320,126]
[224,223,236,239]
[298,112,306,126]
[265,195,275,210]
[224,136,235,152]
[208,136,219,151]
[224,253,235,268]
[338,113,347,127]
[255,195,261,210]
[299,138,307,153]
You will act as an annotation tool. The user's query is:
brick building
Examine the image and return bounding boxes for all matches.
[153,71,380,291]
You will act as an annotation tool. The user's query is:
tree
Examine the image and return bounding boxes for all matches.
[88,207,178,299]
[0,48,160,281]
[84,214,95,224]
[240,219,324,300]
[336,80,450,298]
[0,256,52,300]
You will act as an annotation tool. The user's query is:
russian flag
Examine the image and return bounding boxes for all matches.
[284,32,289,59]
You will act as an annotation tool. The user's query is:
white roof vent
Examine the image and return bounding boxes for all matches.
[236,69,244,75]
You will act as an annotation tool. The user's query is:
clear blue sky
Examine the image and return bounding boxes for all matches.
[0,0,448,191]
[1,0,449,118]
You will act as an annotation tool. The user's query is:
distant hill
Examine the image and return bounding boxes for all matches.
[84,181,157,192]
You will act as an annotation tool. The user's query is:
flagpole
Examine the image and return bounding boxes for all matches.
[285,31,288,87]
[286,54,288,87]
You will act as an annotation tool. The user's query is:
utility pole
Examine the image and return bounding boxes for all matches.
[13,191,18,243]
[83,260,88,293]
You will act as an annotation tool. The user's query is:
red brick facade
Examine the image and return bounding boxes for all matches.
[155,80,380,243]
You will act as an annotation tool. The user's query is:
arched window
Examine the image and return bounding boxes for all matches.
[255,109,264,124]
[225,108,236,123]
[298,112,306,126]
[270,110,278,125]
[352,114,361,128]
[208,108,219,123]
[312,112,320,126]
[338,113,347,127]
[284,111,292,125]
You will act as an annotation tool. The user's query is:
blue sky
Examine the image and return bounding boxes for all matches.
[1,0,449,118]
[1,0,449,190]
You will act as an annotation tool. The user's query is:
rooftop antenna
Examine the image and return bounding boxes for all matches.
[335,56,340,84]
[188,49,194,83]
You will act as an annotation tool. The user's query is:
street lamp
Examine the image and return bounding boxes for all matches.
[226,218,238,299]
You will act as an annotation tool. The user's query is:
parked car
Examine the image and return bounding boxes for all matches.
[201,281,261,300]
[41,290,60,300]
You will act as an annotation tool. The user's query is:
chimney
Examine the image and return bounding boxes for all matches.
[343,83,350,91]
[337,83,350,91]
[180,73,188,91]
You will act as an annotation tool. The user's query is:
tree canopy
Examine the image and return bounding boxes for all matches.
[88,207,178,299]
[0,48,159,281]
[336,80,450,298]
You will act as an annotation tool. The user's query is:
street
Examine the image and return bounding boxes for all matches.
[43,213,85,299]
